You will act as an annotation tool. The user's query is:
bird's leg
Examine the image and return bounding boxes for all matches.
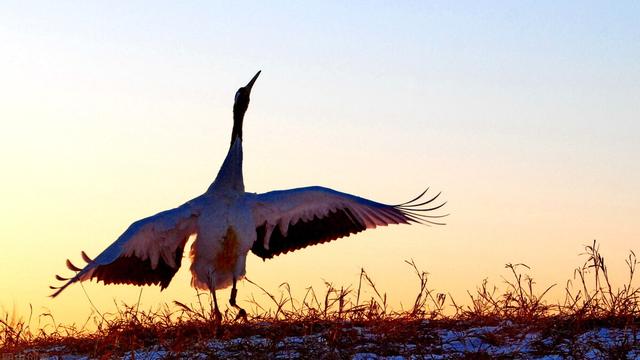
[230,276,247,321]
[211,289,222,320]
[207,269,222,321]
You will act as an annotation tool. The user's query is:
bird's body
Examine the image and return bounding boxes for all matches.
[190,139,253,291]
[51,72,446,317]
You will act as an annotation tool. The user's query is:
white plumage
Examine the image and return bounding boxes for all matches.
[51,72,446,317]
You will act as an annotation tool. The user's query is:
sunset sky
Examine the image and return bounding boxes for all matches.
[1,2,639,327]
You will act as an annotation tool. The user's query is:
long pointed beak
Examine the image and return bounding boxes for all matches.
[245,70,261,90]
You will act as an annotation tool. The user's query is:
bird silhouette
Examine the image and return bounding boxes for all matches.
[50,71,447,320]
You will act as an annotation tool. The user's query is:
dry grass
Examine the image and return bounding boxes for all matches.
[2,241,639,358]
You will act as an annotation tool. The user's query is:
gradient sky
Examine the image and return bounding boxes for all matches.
[1,2,639,327]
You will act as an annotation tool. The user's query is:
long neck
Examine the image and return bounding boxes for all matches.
[207,138,244,194]
[208,99,247,194]
[231,108,244,148]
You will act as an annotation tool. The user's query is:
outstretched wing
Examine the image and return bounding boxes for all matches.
[50,199,202,297]
[249,186,446,259]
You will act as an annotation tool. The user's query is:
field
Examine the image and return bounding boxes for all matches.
[2,242,639,359]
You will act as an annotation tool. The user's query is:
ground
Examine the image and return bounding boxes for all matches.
[2,242,639,359]
[5,318,640,359]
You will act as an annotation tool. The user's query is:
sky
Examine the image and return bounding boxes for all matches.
[1,1,639,327]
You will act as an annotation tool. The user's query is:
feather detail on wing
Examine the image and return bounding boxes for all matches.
[50,200,202,297]
[249,186,447,259]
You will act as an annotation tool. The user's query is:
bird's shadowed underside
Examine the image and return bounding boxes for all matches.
[91,243,187,289]
[252,208,366,259]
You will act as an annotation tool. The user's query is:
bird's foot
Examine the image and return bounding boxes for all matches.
[212,308,223,323]
[235,308,248,322]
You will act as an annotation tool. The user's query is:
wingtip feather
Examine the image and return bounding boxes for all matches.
[66,259,83,272]
[81,251,93,263]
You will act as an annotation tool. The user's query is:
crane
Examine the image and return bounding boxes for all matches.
[50,71,447,319]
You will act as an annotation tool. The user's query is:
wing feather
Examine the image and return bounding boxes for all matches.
[250,186,446,259]
[50,198,203,297]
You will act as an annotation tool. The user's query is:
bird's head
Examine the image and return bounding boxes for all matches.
[233,70,261,116]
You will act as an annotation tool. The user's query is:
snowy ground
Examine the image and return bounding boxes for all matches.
[11,321,640,359]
